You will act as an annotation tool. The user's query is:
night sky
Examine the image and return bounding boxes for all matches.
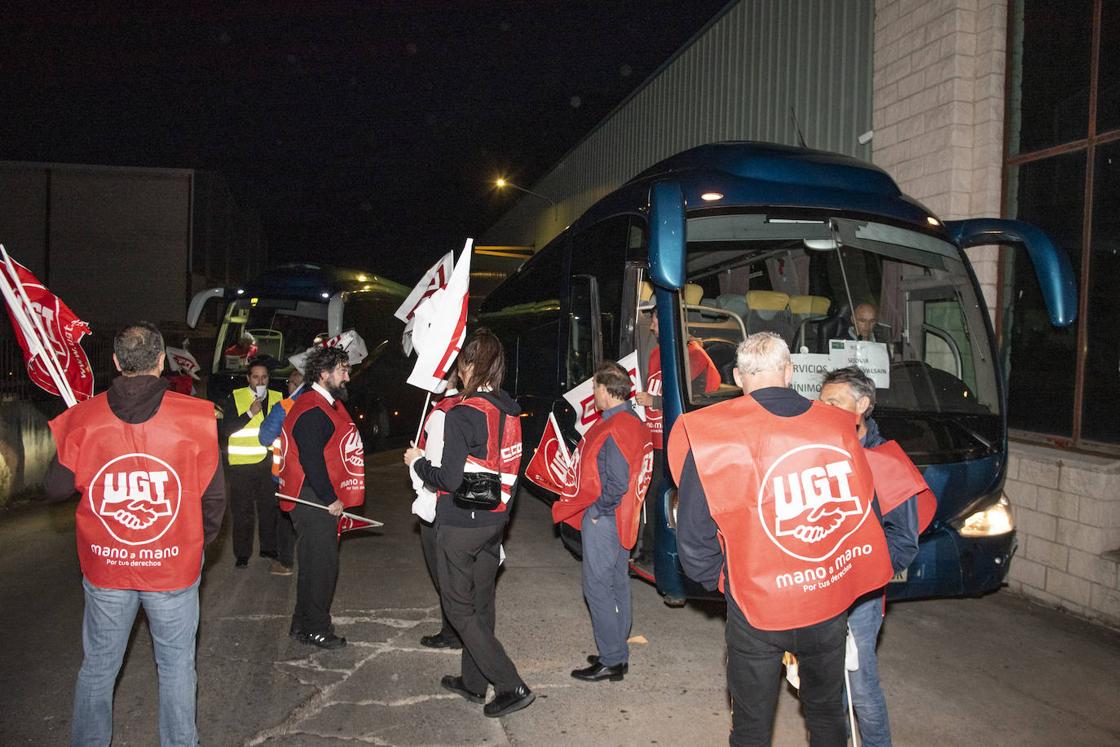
[2,1,731,281]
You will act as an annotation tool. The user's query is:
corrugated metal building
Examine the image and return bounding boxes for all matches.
[482,0,875,250]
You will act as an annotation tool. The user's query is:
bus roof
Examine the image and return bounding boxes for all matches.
[239,263,409,302]
[572,141,944,237]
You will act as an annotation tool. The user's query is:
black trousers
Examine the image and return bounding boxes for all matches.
[228,460,286,561]
[290,500,340,635]
[435,522,524,694]
[420,519,459,643]
[725,603,847,747]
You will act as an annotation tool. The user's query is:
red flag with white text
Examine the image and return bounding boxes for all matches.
[2,257,94,401]
[525,412,575,494]
[337,512,384,539]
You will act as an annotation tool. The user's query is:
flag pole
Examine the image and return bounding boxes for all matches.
[276,494,383,527]
[0,252,77,407]
[413,391,432,446]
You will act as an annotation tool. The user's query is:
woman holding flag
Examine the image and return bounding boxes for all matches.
[402,329,534,719]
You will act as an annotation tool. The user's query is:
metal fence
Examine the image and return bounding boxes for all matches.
[0,326,116,401]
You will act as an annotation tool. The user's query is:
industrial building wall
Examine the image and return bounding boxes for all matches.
[482,0,875,250]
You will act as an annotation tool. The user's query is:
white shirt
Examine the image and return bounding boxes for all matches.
[312,382,335,406]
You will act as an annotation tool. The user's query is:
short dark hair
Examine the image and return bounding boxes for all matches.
[305,346,349,386]
[114,322,164,374]
[594,361,632,401]
[821,366,876,414]
[457,328,505,397]
[246,356,271,377]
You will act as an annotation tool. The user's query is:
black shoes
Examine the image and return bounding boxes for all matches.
[234,557,249,568]
[585,655,629,674]
[298,630,346,649]
[440,675,486,704]
[571,661,626,681]
[483,685,535,717]
[421,632,462,649]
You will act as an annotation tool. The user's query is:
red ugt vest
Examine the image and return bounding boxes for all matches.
[276,389,365,510]
[551,409,654,549]
[49,391,219,592]
[451,397,523,512]
[667,396,892,631]
[646,342,720,449]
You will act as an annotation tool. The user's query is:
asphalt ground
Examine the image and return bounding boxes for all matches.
[1,449,1119,745]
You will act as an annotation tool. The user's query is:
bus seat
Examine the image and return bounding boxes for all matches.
[640,280,654,302]
[745,290,793,340]
[683,283,704,305]
[701,338,740,386]
[715,293,748,319]
[789,295,831,351]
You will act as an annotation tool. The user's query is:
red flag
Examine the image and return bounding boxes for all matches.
[525,412,575,494]
[2,257,94,401]
[865,440,937,533]
[336,512,384,538]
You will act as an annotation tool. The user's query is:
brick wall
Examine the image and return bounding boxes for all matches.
[872,0,1006,317]
[873,0,1120,628]
[1004,445,1120,627]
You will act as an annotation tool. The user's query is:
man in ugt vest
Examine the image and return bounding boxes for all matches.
[668,332,892,747]
[276,346,363,650]
[554,361,653,682]
[216,357,283,568]
[45,322,225,747]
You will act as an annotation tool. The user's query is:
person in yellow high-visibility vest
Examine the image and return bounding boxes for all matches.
[217,357,283,568]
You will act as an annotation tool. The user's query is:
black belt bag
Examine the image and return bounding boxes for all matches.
[451,412,506,511]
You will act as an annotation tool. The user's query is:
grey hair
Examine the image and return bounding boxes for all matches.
[735,332,790,376]
[821,366,877,415]
[114,322,164,374]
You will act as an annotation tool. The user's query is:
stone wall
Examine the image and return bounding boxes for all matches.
[1004,444,1120,627]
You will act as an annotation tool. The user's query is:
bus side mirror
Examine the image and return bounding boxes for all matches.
[648,180,686,291]
[187,287,227,329]
[945,218,1077,327]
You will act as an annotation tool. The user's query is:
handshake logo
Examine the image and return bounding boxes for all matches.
[91,454,183,544]
[759,445,869,562]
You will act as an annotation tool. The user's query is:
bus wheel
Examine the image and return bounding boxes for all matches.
[662,596,686,608]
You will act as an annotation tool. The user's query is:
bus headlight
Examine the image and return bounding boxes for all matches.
[667,489,680,529]
[955,495,1014,537]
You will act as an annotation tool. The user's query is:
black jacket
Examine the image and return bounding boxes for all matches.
[414,389,522,528]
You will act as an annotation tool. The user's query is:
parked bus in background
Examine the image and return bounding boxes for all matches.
[187,263,425,449]
[480,141,1076,605]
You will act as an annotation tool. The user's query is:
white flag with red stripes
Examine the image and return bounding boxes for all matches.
[396,250,454,355]
[406,240,471,393]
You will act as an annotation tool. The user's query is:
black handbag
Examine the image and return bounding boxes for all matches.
[451,412,506,511]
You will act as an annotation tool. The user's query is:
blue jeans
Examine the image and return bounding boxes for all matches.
[846,594,893,747]
[71,576,201,747]
[581,511,631,667]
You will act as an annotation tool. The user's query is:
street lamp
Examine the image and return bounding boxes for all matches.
[494,177,557,208]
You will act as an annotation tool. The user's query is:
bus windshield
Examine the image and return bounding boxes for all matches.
[671,212,999,464]
[215,297,329,374]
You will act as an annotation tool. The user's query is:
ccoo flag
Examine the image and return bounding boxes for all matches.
[524,412,575,494]
[0,249,94,402]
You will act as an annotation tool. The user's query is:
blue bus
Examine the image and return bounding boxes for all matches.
[480,141,1076,605]
[187,263,426,448]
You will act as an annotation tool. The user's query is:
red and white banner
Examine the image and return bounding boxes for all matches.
[165,347,201,381]
[560,350,644,437]
[406,240,471,394]
[524,412,575,494]
[0,247,93,403]
[337,512,383,538]
[288,329,368,373]
[396,251,454,355]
